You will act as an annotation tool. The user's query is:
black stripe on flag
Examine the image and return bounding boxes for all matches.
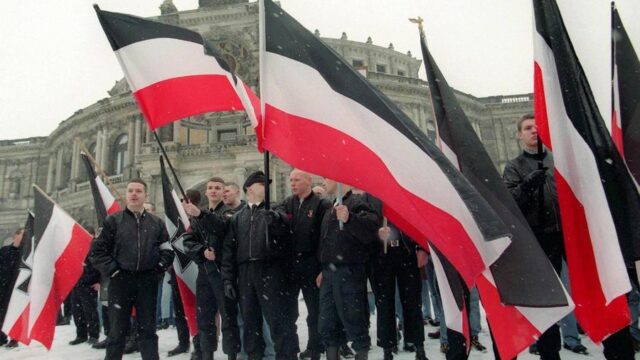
[613,4,640,185]
[420,29,567,306]
[81,153,108,226]
[160,156,185,238]
[263,0,508,242]
[33,188,54,245]
[534,0,640,265]
[16,211,35,294]
[431,244,467,312]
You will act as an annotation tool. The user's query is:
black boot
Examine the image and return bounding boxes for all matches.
[92,339,107,349]
[354,351,368,360]
[339,344,354,358]
[310,351,321,360]
[168,342,190,357]
[383,348,393,360]
[227,353,238,360]
[69,337,87,345]
[415,346,428,360]
[326,347,340,360]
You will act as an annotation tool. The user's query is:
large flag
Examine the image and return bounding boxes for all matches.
[94,6,262,149]
[612,2,640,187]
[2,211,35,345]
[418,23,572,359]
[160,157,198,336]
[81,152,121,226]
[2,186,92,348]
[259,0,511,286]
[533,0,640,342]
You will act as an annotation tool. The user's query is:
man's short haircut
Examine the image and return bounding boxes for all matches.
[127,178,148,191]
[14,227,24,235]
[207,177,226,186]
[517,113,535,132]
[225,182,240,191]
[186,189,202,205]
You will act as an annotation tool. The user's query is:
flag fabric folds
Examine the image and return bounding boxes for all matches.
[160,157,198,336]
[94,6,262,150]
[418,24,572,359]
[612,2,640,187]
[533,0,640,342]
[2,187,92,348]
[259,0,511,286]
[81,152,121,225]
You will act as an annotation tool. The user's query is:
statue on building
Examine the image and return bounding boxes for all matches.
[160,0,178,15]
[199,0,248,7]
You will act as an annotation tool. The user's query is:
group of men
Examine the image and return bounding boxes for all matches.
[1,113,639,360]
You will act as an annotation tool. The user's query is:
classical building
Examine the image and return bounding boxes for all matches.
[0,0,533,244]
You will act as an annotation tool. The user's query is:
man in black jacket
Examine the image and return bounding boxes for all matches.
[317,179,379,360]
[276,169,332,360]
[361,193,428,360]
[221,170,299,360]
[69,226,101,346]
[91,178,173,360]
[183,177,241,360]
[0,227,24,347]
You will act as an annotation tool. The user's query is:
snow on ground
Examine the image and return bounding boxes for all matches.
[1,299,608,360]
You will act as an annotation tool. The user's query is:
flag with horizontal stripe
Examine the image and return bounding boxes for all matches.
[81,152,121,226]
[259,0,511,285]
[160,157,198,336]
[418,22,572,359]
[534,0,640,342]
[94,6,262,149]
[2,187,92,348]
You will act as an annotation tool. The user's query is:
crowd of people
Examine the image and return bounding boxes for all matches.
[1,114,640,360]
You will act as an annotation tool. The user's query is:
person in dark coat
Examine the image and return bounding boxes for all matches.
[69,226,101,346]
[276,169,332,360]
[316,179,379,360]
[221,171,299,360]
[91,178,174,360]
[0,227,24,347]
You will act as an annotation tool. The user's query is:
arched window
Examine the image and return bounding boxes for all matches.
[112,134,128,175]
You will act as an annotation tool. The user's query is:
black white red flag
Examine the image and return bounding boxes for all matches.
[419,24,572,359]
[534,0,640,342]
[259,0,511,285]
[94,7,262,149]
[160,157,198,336]
[1,186,92,348]
[612,2,640,188]
[81,152,121,226]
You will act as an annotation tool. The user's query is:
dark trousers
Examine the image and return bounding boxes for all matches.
[101,305,110,336]
[370,250,424,349]
[170,270,190,346]
[318,263,370,352]
[196,267,241,356]
[289,255,323,352]
[105,270,160,360]
[602,326,635,360]
[71,284,100,339]
[238,261,299,359]
[536,232,564,360]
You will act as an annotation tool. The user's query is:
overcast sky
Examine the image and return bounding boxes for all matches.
[0,0,638,140]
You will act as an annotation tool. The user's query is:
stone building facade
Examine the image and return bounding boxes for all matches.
[0,0,533,244]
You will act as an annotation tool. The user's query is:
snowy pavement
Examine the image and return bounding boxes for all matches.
[1,302,609,359]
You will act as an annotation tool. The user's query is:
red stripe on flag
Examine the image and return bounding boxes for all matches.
[263,104,487,286]
[107,201,121,215]
[555,171,630,342]
[7,305,31,345]
[176,276,198,336]
[134,75,245,130]
[476,275,540,359]
[29,224,92,349]
[534,62,553,150]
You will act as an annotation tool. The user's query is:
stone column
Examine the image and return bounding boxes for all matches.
[134,118,142,156]
[54,148,64,189]
[95,129,103,169]
[233,167,247,200]
[46,155,56,193]
[101,128,109,171]
[127,120,135,168]
[173,120,181,143]
[71,142,80,180]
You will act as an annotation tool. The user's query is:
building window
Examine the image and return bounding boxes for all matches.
[376,64,387,73]
[352,59,364,68]
[218,129,237,142]
[112,134,129,175]
[397,70,406,77]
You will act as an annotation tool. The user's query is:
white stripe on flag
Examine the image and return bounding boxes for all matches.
[429,246,464,334]
[95,176,117,212]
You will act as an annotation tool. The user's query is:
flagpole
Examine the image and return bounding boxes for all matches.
[336,183,344,230]
[258,0,270,210]
[536,135,545,224]
[75,137,123,203]
[152,130,188,200]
